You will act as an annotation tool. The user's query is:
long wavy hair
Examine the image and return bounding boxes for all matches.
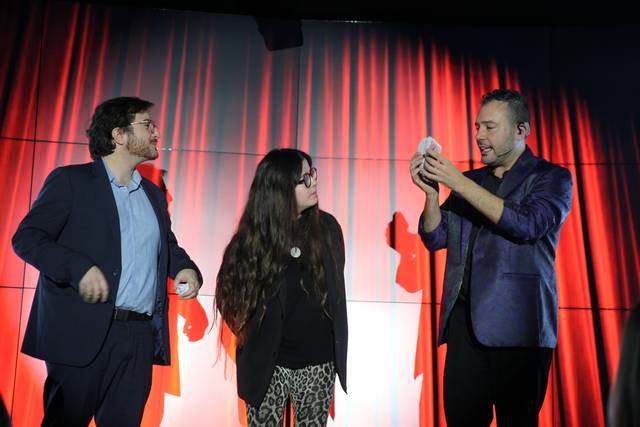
[215,148,328,346]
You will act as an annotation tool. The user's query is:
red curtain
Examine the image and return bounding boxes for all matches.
[1,2,638,426]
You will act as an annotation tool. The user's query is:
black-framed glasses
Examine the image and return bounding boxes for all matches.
[129,119,158,132]
[297,167,318,188]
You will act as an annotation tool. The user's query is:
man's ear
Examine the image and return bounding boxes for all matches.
[111,127,125,146]
[517,122,531,138]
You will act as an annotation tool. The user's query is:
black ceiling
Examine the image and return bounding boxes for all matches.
[70,0,638,25]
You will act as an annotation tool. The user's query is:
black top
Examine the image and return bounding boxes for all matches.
[276,256,335,368]
[458,171,504,302]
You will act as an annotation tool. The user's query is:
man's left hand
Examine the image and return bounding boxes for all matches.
[174,268,201,300]
[422,149,467,192]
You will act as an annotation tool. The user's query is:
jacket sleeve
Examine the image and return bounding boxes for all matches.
[495,166,573,242]
[334,217,346,272]
[12,168,95,289]
[418,194,452,252]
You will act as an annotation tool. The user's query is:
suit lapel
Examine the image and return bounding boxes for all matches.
[496,146,538,198]
[140,179,166,255]
[458,167,487,261]
[322,243,338,311]
[91,160,121,254]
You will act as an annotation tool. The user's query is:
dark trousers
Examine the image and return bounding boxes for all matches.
[443,301,552,427]
[41,320,154,427]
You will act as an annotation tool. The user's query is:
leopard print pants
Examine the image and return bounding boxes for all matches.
[246,362,335,427]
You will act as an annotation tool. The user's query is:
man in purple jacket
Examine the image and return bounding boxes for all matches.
[410,89,573,426]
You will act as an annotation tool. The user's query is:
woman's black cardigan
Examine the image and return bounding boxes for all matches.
[235,211,348,407]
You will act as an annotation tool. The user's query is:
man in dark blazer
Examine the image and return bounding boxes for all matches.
[410,89,573,426]
[12,97,202,426]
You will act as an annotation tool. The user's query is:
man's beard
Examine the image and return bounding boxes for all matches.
[127,135,158,160]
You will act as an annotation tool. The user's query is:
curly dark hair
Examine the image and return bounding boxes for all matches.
[481,89,530,126]
[86,96,154,160]
[215,148,327,345]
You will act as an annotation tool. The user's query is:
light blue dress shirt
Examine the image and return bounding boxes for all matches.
[103,159,160,315]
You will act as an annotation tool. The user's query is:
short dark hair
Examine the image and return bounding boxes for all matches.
[86,96,154,160]
[481,89,530,125]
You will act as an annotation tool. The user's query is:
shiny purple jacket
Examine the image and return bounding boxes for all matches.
[420,147,573,348]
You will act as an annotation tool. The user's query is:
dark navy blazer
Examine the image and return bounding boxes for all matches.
[419,147,573,348]
[12,160,201,366]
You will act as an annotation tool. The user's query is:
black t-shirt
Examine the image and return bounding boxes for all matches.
[276,247,335,369]
[458,171,504,303]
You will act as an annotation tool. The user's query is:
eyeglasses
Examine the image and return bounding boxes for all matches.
[129,119,158,132]
[297,167,318,188]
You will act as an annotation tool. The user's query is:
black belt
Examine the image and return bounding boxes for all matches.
[113,308,152,321]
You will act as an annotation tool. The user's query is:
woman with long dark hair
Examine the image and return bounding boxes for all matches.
[215,148,348,426]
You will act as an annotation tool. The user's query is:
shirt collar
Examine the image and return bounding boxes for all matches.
[102,158,142,190]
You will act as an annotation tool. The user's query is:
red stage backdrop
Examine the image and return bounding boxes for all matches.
[1,2,639,426]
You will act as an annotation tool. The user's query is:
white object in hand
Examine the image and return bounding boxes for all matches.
[176,282,189,295]
[418,136,442,155]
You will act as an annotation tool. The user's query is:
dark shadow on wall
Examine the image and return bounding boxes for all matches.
[386,211,442,426]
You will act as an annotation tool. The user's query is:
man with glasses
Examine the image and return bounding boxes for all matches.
[13,96,202,426]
